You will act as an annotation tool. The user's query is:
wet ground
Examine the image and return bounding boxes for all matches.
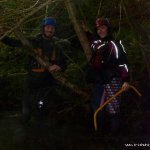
[0,108,150,150]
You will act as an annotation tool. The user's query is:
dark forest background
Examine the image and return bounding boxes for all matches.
[0,0,150,149]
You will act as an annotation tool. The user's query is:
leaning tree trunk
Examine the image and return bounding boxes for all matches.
[14,29,91,103]
[64,0,92,61]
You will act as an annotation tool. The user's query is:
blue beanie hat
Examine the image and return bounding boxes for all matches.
[42,17,57,27]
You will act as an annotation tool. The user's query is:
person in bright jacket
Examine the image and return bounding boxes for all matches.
[89,17,130,134]
[1,17,68,123]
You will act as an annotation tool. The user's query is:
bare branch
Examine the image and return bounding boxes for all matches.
[96,0,103,18]
[21,0,40,12]
[0,0,58,40]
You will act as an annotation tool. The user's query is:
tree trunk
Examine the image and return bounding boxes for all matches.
[64,0,92,61]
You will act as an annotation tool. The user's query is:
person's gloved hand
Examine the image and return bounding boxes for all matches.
[121,82,130,91]
[48,64,62,72]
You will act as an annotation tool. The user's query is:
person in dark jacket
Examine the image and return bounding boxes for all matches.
[1,17,68,123]
[88,17,130,134]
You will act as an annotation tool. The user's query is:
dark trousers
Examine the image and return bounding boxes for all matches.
[22,72,57,123]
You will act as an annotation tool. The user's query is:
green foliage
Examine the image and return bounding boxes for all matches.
[0,42,27,110]
[0,43,27,76]
[0,75,24,110]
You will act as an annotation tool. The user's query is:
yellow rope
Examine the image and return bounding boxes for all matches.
[93,85,142,131]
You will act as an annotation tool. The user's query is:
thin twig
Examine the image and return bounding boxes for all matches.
[21,0,40,12]
[96,0,103,18]
[115,0,123,39]
[0,0,58,40]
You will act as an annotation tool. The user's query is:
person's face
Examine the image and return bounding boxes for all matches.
[43,25,55,38]
[97,25,108,38]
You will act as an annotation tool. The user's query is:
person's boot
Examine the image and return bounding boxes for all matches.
[109,113,120,135]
